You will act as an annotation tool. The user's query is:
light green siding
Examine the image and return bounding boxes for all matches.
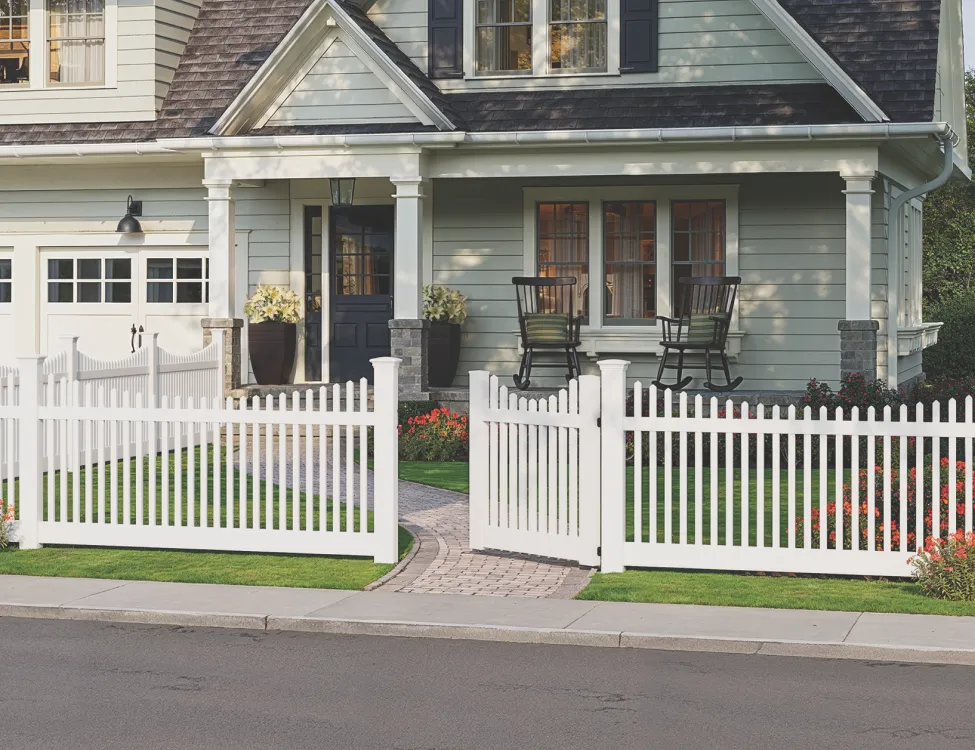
[266,36,418,126]
[433,174,866,392]
[154,0,204,110]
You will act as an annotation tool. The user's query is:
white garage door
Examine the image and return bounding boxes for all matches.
[41,249,210,360]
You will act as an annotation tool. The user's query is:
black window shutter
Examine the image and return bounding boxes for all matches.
[429,0,463,79]
[620,0,658,73]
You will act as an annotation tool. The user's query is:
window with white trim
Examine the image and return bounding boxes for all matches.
[468,0,615,77]
[0,0,113,89]
[0,0,29,85]
[46,257,131,303]
[0,257,11,302]
[526,186,738,335]
[900,200,922,328]
[48,0,105,85]
[146,257,209,304]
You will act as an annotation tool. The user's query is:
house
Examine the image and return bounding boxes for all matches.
[0,0,967,400]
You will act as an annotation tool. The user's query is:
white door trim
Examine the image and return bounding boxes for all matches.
[289,198,330,384]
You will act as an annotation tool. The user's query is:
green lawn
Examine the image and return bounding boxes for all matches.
[579,569,975,617]
[398,461,470,493]
[0,448,413,589]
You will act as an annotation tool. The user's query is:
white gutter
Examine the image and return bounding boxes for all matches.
[0,121,956,159]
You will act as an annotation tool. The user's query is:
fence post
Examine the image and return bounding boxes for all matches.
[371,356,401,564]
[16,355,45,549]
[468,370,490,552]
[598,359,629,573]
[578,374,602,567]
[146,333,161,408]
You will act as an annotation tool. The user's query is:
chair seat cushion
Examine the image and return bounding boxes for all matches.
[685,312,729,343]
[524,312,569,343]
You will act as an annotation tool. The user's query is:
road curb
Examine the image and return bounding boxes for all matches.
[3,603,975,665]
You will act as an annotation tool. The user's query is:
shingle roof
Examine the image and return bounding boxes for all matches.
[778,0,942,122]
[445,84,862,131]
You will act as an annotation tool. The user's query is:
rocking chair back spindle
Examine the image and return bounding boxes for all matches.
[512,276,583,389]
[653,276,744,392]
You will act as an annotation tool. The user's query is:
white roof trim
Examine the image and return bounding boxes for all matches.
[211,0,455,136]
[751,0,890,123]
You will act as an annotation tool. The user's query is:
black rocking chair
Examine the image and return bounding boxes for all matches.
[653,276,744,393]
[512,276,583,389]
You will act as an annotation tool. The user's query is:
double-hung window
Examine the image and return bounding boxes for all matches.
[0,0,29,86]
[550,0,606,72]
[475,0,532,75]
[0,0,108,89]
[527,187,737,335]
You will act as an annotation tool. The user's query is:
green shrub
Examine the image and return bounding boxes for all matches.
[924,291,975,380]
[399,400,433,426]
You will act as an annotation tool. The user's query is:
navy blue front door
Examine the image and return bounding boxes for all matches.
[329,206,394,383]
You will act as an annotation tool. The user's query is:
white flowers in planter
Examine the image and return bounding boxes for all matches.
[423,284,468,325]
[243,284,302,324]
[0,501,15,549]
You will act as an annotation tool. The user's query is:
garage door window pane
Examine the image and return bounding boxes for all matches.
[106,282,131,303]
[0,259,10,303]
[77,258,101,280]
[147,259,173,279]
[106,258,131,279]
[77,281,100,303]
[176,259,203,279]
[48,258,73,280]
[147,282,173,303]
[176,281,203,303]
[48,282,72,302]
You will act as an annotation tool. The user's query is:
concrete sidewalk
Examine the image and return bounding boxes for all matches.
[1,574,974,665]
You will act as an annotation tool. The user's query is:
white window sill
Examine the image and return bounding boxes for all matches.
[512,327,745,360]
[2,84,112,92]
[897,321,942,356]
[464,71,618,81]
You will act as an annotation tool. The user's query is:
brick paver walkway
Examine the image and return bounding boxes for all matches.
[238,437,592,599]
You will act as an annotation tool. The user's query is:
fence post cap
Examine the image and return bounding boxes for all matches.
[596,359,630,369]
[369,356,402,365]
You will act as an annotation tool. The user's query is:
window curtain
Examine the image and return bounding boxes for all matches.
[49,0,104,84]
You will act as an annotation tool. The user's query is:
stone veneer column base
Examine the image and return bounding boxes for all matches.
[389,319,430,400]
[838,320,879,382]
[202,318,244,396]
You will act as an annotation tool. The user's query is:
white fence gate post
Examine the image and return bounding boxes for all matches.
[16,355,45,549]
[598,359,629,573]
[578,374,602,567]
[371,356,401,564]
[468,370,490,552]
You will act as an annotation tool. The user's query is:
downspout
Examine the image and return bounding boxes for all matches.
[886,134,956,387]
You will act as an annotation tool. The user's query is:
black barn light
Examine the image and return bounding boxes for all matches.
[116,195,143,234]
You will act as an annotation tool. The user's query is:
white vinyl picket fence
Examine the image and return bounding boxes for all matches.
[469,361,975,577]
[2,356,400,564]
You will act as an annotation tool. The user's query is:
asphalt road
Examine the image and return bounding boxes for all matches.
[2,617,972,750]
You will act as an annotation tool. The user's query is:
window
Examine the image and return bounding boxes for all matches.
[537,201,589,317]
[146,258,209,304]
[46,257,131,303]
[48,0,104,85]
[475,0,531,75]
[901,201,922,327]
[525,187,738,336]
[550,0,606,72]
[671,200,725,306]
[0,258,10,302]
[603,201,655,324]
[0,0,29,85]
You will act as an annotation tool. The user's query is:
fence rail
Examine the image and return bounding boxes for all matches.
[470,360,975,578]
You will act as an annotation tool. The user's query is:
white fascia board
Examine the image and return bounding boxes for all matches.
[750,0,890,123]
[210,0,455,136]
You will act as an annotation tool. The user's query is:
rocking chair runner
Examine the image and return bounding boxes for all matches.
[512,276,583,389]
[653,276,744,392]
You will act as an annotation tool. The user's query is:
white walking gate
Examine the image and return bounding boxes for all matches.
[469,361,975,578]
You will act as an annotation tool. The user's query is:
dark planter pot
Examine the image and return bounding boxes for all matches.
[248,322,297,385]
[428,321,461,388]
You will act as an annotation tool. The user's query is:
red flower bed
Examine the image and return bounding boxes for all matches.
[399,407,469,461]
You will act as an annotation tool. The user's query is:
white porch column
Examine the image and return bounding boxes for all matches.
[204,178,236,319]
[843,174,875,321]
[392,178,424,319]
[840,173,879,382]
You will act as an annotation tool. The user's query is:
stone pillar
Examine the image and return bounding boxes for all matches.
[840,174,878,381]
[203,318,244,396]
[204,178,236,319]
[838,320,879,382]
[389,319,429,400]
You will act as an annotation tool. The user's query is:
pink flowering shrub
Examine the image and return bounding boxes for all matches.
[398,408,469,461]
[911,531,975,601]
[0,501,14,549]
